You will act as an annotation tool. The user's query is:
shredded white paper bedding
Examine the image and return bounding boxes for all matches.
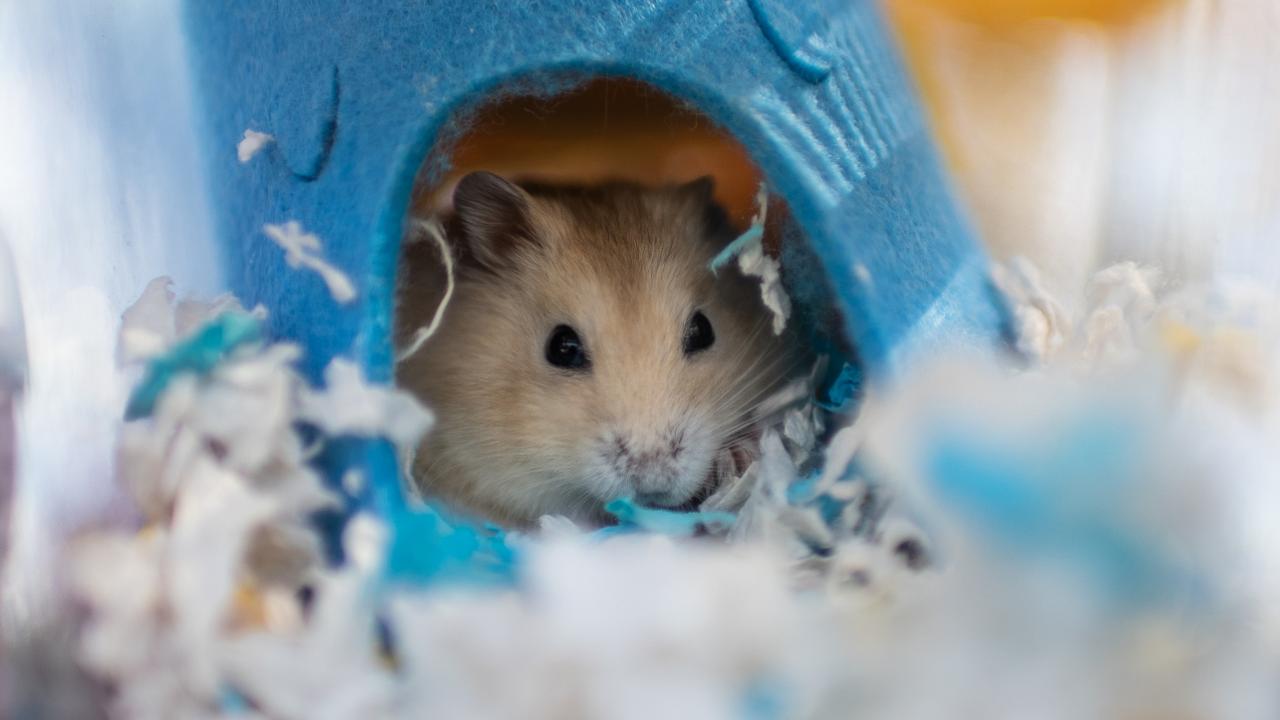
[52,260,1280,719]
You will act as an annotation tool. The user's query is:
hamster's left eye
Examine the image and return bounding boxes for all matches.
[546,324,590,371]
[682,310,715,356]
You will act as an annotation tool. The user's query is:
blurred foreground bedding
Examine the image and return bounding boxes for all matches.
[6,257,1274,720]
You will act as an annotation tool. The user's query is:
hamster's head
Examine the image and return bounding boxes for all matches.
[399,172,798,526]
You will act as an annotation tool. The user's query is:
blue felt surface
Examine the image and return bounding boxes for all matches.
[179,0,1011,552]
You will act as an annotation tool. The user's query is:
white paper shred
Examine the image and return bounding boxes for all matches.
[807,415,866,502]
[700,451,758,514]
[739,240,792,336]
[708,184,791,335]
[70,282,413,716]
[174,293,258,338]
[263,221,357,304]
[782,407,815,456]
[753,374,812,423]
[237,129,275,164]
[1081,261,1160,366]
[117,276,176,363]
[396,218,456,363]
[389,536,815,720]
[297,358,433,452]
[220,515,397,720]
[726,430,799,546]
[166,454,280,698]
[118,278,259,367]
[990,256,1070,363]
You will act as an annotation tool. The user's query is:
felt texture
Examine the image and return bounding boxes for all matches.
[180,0,1010,512]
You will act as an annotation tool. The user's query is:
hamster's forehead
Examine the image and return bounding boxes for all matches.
[514,189,718,314]
[524,188,716,285]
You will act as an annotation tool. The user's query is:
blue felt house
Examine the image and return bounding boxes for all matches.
[181,0,1009,548]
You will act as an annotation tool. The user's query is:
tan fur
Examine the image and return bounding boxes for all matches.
[396,178,798,527]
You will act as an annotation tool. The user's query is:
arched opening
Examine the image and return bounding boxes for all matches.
[393,75,858,527]
[412,77,763,227]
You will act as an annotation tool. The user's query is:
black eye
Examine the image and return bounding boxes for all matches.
[546,324,590,370]
[682,311,715,355]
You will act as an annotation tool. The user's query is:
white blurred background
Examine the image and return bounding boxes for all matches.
[0,0,221,634]
[889,0,1280,306]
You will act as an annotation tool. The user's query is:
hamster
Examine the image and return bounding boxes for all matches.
[395,172,800,527]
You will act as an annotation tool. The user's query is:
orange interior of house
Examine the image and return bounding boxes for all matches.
[413,78,764,227]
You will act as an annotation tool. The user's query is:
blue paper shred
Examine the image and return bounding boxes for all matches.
[603,497,737,537]
[925,412,1195,604]
[708,223,765,274]
[814,361,860,413]
[217,685,251,714]
[124,312,263,420]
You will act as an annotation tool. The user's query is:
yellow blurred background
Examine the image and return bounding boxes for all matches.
[889,0,1169,27]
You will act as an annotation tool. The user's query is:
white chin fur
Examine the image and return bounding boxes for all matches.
[583,440,715,509]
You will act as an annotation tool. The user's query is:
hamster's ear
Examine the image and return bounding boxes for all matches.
[676,175,733,242]
[451,171,535,269]
[677,175,716,206]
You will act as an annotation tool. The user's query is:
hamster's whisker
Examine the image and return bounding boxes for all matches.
[701,344,784,412]
[704,352,806,418]
[720,317,774,374]
[702,362,812,440]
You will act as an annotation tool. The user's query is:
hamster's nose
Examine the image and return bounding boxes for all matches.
[605,429,686,496]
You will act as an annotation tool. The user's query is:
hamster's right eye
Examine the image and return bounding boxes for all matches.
[546,325,590,371]
[682,310,715,356]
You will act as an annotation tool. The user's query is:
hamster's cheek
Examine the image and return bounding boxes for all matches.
[675,446,717,503]
[685,363,740,406]
[523,381,594,434]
